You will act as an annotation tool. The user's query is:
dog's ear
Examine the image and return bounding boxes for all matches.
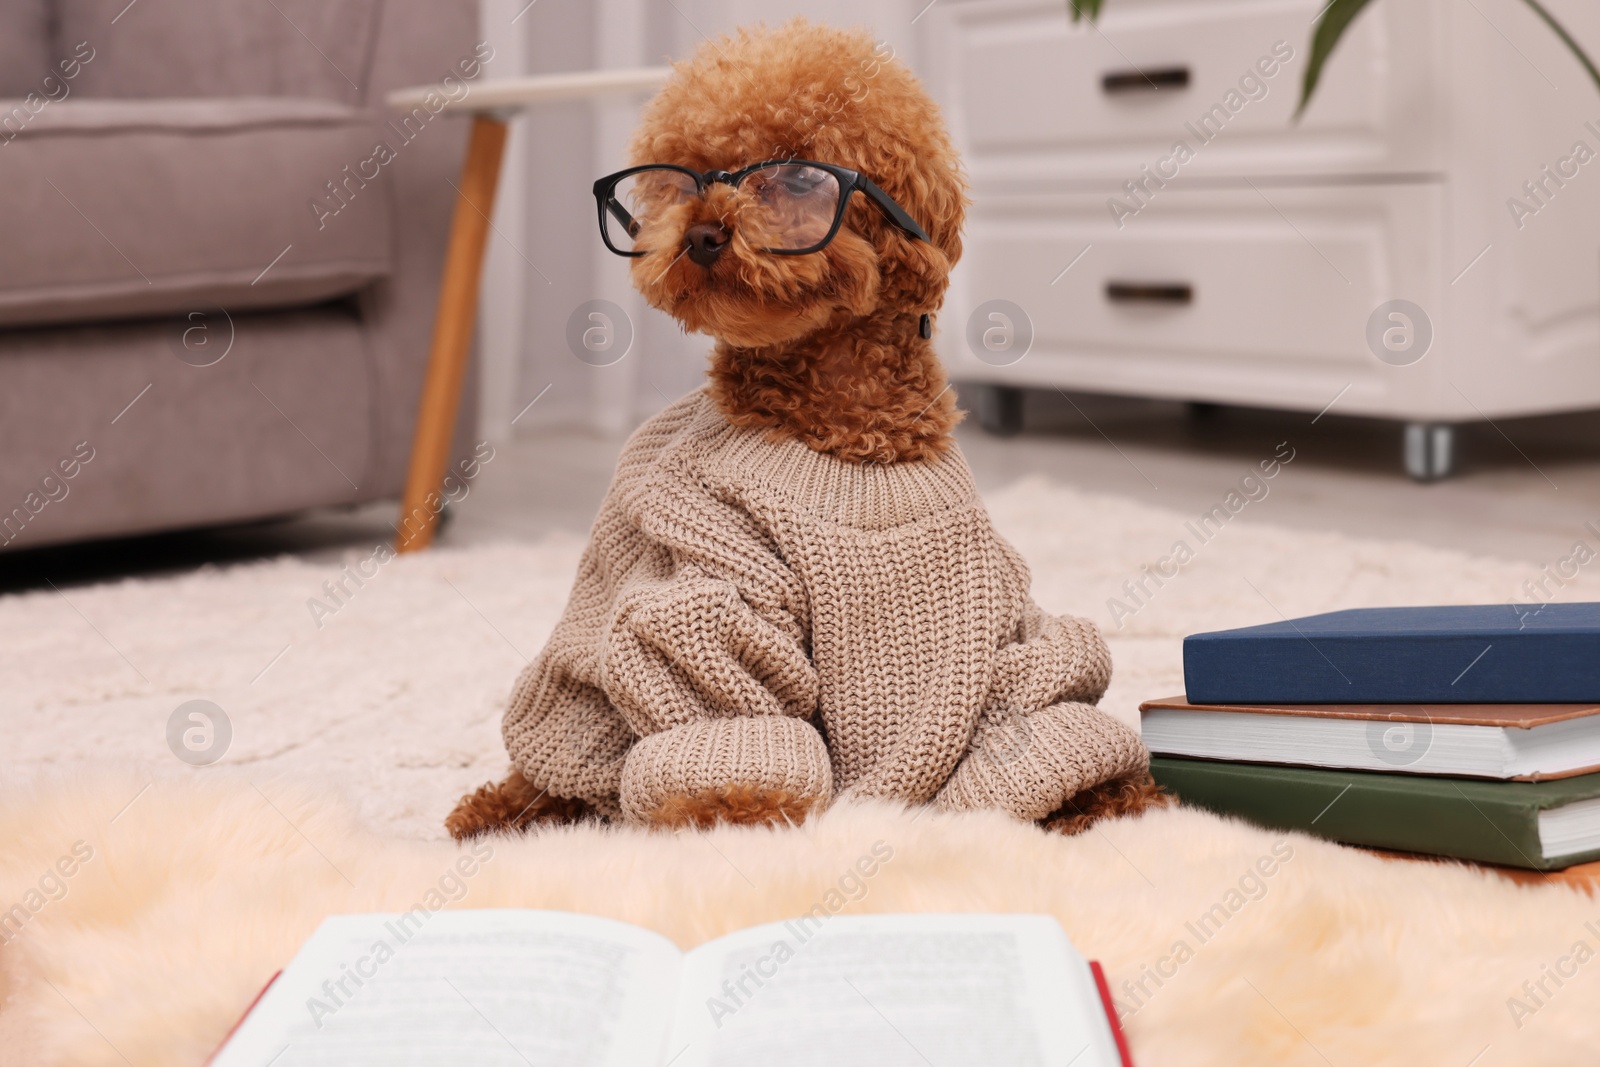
[872,163,967,316]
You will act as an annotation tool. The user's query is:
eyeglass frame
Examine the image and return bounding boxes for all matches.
[592,158,932,258]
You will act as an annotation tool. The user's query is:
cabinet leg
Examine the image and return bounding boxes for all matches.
[1403,422,1456,482]
[975,384,1024,437]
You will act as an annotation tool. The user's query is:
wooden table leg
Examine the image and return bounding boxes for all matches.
[395,113,510,553]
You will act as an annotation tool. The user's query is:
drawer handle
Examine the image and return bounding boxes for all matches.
[1105,281,1193,306]
[1102,66,1190,94]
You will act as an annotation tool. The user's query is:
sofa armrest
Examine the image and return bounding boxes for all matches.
[44,0,483,499]
[351,0,485,496]
[0,0,52,98]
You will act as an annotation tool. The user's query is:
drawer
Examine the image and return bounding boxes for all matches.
[939,183,1444,417]
[918,0,1442,186]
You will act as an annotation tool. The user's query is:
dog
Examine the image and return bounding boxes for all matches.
[447,19,1167,840]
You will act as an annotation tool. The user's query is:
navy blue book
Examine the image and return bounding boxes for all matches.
[1184,603,1600,704]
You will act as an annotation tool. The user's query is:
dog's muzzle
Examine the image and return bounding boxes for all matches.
[684,222,729,267]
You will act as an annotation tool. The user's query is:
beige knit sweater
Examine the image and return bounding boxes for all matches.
[502,390,1147,823]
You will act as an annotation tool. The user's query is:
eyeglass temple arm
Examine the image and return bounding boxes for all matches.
[602,197,634,232]
[857,175,932,243]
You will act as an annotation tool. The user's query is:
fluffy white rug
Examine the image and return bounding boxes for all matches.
[3,478,1597,1065]
[2,781,1597,1066]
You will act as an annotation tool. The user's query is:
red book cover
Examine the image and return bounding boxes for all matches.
[1090,960,1136,1067]
[203,971,281,1066]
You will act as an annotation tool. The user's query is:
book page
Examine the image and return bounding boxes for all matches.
[210,910,683,1067]
[663,914,1120,1067]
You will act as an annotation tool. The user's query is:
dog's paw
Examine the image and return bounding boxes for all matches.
[444,768,596,840]
[1039,772,1171,836]
[644,783,822,830]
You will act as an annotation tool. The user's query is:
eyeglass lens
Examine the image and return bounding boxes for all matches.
[604,164,843,253]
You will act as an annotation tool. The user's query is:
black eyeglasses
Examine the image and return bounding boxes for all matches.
[592,159,931,257]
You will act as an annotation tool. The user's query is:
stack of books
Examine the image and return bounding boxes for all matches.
[1140,603,1600,873]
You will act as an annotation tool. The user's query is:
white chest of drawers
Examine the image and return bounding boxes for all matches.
[919,0,1600,477]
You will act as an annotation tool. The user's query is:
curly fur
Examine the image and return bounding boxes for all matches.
[646,785,822,830]
[1041,773,1173,836]
[445,768,597,841]
[627,19,968,463]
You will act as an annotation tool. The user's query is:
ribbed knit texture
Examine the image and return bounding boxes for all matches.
[619,718,833,822]
[501,390,1147,823]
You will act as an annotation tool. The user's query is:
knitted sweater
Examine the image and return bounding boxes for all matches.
[501,390,1147,823]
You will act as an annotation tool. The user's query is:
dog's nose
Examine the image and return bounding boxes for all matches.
[684,222,729,267]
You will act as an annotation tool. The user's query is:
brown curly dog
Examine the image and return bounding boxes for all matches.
[448,19,1166,840]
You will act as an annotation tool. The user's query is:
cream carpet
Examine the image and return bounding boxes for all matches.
[2,478,1596,1064]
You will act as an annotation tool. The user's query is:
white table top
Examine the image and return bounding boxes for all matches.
[386,66,671,114]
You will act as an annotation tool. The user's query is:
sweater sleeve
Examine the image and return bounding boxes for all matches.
[935,554,1147,820]
[988,600,1113,712]
[600,558,819,733]
[501,398,830,820]
[600,470,833,821]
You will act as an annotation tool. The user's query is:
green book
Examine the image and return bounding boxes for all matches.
[1150,757,1600,870]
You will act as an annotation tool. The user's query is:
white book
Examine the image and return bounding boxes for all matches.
[208,910,1132,1067]
[1140,697,1600,780]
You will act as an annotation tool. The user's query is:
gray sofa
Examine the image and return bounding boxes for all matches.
[0,0,479,551]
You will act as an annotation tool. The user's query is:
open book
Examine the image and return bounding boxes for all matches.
[208,910,1134,1066]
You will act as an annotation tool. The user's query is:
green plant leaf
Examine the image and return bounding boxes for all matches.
[1068,0,1103,24]
[1519,0,1600,95]
[1298,0,1376,119]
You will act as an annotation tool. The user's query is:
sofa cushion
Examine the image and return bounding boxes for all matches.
[53,0,384,103]
[0,97,395,329]
[0,0,52,98]
[0,304,378,549]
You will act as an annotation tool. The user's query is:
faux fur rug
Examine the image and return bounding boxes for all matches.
[4,478,1599,1065]
[2,780,1598,1066]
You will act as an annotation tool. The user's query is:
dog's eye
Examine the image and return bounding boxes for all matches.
[752,165,830,201]
[776,168,829,196]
